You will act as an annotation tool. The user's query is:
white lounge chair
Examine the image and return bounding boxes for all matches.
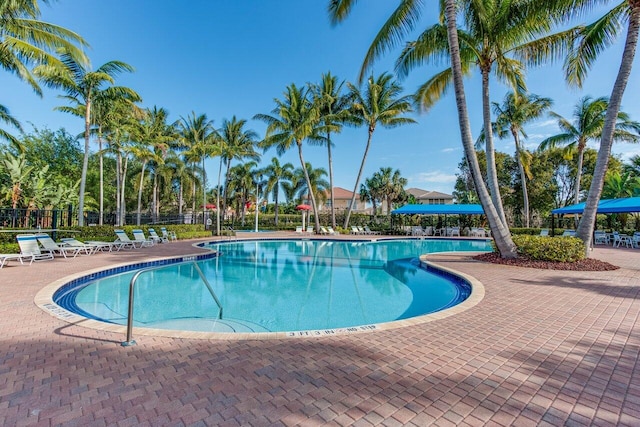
[160,227,177,242]
[320,226,329,235]
[295,226,303,233]
[35,234,85,258]
[16,234,54,263]
[364,226,380,235]
[148,228,167,243]
[0,252,33,268]
[350,226,361,235]
[132,229,155,247]
[114,230,143,249]
[59,237,101,254]
[327,227,339,235]
[539,229,550,237]
[449,227,461,237]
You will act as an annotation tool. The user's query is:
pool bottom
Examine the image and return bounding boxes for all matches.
[35,250,486,340]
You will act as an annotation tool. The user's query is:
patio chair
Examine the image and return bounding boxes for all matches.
[632,232,640,249]
[295,226,303,233]
[160,227,177,242]
[16,234,54,263]
[35,234,86,258]
[114,230,143,249]
[59,237,102,254]
[561,230,576,237]
[306,226,314,234]
[364,225,380,235]
[0,252,34,268]
[539,228,550,237]
[132,229,155,247]
[326,226,339,235]
[449,227,461,237]
[148,228,167,243]
[594,230,608,245]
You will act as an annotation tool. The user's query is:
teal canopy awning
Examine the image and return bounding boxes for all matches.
[551,197,640,214]
[391,204,485,215]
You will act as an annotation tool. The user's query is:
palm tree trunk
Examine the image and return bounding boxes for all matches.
[98,129,104,226]
[578,1,640,252]
[575,145,585,205]
[445,0,517,258]
[115,152,122,226]
[216,156,223,235]
[514,137,530,228]
[297,142,320,232]
[343,128,373,229]
[481,66,507,227]
[178,178,183,216]
[327,132,336,228]
[78,99,91,226]
[136,161,147,226]
[121,157,128,226]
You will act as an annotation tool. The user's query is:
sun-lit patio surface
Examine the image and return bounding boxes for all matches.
[1,233,639,426]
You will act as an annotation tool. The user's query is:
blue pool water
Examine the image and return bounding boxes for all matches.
[54,239,491,333]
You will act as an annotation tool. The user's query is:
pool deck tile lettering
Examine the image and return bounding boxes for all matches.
[1,233,639,426]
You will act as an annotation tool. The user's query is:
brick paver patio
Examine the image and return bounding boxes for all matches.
[0,235,638,426]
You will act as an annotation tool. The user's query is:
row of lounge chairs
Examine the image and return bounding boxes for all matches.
[350,226,380,235]
[1,227,177,269]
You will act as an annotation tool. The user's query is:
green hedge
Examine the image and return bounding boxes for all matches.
[512,235,585,262]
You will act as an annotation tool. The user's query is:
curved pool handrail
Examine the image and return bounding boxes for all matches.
[121,261,223,346]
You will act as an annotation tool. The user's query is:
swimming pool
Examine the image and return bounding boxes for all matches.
[53,238,492,335]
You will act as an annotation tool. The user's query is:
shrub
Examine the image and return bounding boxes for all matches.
[512,235,585,262]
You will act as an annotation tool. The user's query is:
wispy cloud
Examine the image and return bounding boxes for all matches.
[441,147,459,153]
[409,171,457,185]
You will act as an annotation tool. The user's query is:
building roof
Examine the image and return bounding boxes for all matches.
[327,187,355,199]
[406,187,453,200]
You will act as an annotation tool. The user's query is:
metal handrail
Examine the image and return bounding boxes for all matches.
[121,261,223,346]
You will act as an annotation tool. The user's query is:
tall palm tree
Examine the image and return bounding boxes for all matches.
[485,92,552,227]
[0,0,88,95]
[34,52,139,225]
[262,157,294,227]
[310,72,352,228]
[179,112,217,224]
[343,72,415,228]
[292,162,330,208]
[255,83,324,232]
[217,116,260,232]
[227,161,258,226]
[442,0,517,258]
[569,1,640,249]
[539,96,639,207]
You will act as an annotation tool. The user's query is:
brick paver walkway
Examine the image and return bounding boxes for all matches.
[0,236,638,426]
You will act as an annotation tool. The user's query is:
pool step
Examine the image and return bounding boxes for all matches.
[146,317,270,333]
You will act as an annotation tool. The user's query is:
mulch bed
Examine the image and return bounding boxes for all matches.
[473,252,619,271]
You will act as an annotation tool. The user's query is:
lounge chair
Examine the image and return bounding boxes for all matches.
[84,239,124,252]
[561,230,576,237]
[295,226,303,233]
[114,230,143,249]
[59,237,101,254]
[632,232,640,248]
[449,227,461,237]
[364,225,380,235]
[306,226,314,234]
[320,226,329,235]
[357,226,367,235]
[539,228,550,237]
[160,227,177,242]
[327,227,339,235]
[0,252,33,268]
[35,234,85,258]
[132,229,155,247]
[16,234,54,263]
[148,228,167,243]
[350,226,361,235]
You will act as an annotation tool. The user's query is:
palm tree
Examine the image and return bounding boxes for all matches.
[179,112,217,224]
[569,1,640,249]
[1,151,32,209]
[442,0,517,258]
[343,72,415,228]
[539,96,639,207]
[292,162,330,208]
[255,83,324,232]
[602,170,640,199]
[0,0,88,95]
[485,92,552,227]
[310,72,352,228]
[217,116,260,233]
[0,104,23,145]
[34,52,139,225]
[227,161,258,226]
[262,157,294,227]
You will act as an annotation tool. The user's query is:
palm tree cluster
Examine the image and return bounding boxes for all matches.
[330,0,640,257]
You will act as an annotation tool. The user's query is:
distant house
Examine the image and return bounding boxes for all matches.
[315,187,369,213]
[405,188,454,205]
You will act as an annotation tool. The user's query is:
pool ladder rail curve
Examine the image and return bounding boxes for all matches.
[121,261,223,346]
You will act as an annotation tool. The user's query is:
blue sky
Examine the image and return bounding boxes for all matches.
[2,1,639,196]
